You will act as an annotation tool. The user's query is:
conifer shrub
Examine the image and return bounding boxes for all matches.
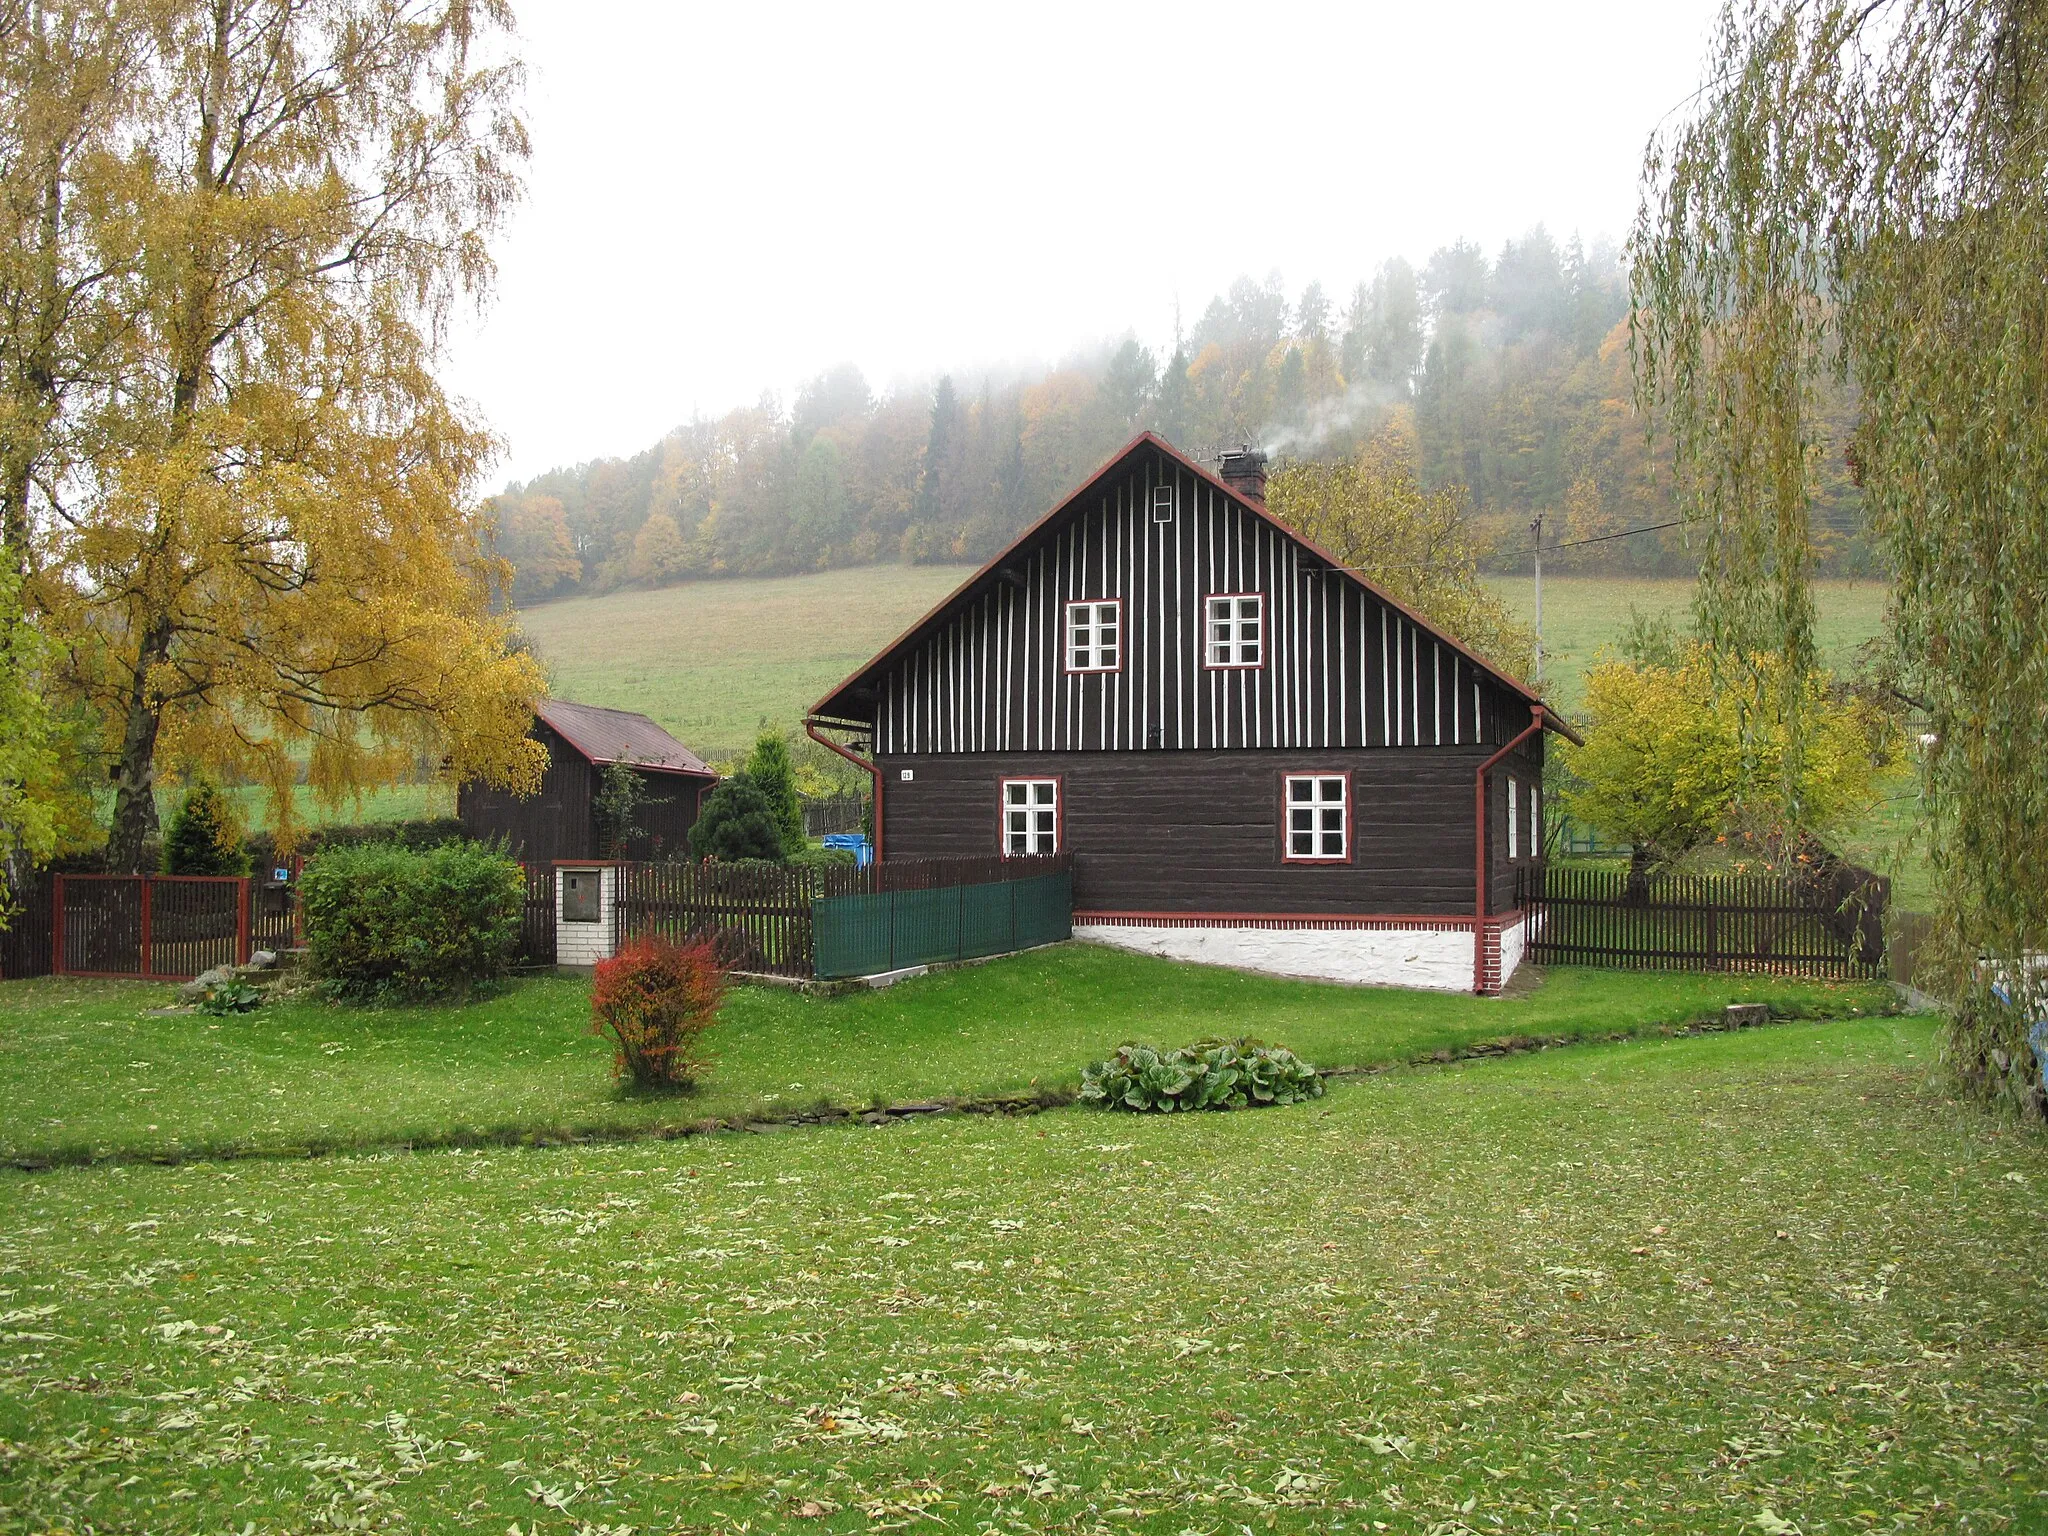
[591,933,726,1090]
[1080,1039,1324,1113]
[300,841,523,999]
[161,779,250,876]
[690,775,786,862]
[744,730,806,854]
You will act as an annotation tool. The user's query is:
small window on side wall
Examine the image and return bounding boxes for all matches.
[1508,778,1520,860]
[1531,783,1541,859]
[1283,773,1348,862]
[1065,599,1121,673]
[1002,778,1059,857]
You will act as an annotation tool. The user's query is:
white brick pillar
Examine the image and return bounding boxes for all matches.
[555,865,619,969]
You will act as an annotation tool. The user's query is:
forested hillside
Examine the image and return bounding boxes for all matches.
[489,229,1870,605]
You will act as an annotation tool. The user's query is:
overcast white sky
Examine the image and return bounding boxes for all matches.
[445,1,1729,488]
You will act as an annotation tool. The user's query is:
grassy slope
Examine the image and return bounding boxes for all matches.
[514,564,976,764]
[3,1018,2042,1534]
[0,948,1892,1165]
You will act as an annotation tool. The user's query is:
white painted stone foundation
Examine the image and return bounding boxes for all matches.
[1075,918,1483,993]
[554,866,618,969]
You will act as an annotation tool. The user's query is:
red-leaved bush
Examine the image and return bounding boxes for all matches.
[590,934,727,1089]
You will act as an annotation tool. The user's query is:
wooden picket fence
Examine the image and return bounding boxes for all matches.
[1516,861,1888,979]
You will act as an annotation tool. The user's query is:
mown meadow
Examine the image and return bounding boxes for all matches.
[0,948,1889,1166]
[2,1011,2042,1534]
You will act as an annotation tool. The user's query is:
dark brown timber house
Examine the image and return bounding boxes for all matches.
[807,433,1576,993]
[457,700,717,864]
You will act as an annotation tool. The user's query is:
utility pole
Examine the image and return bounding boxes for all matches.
[1530,511,1544,688]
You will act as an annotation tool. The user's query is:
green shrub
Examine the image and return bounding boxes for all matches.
[787,844,857,870]
[690,775,786,862]
[161,779,250,876]
[245,816,466,875]
[300,840,523,999]
[1080,1039,1325,1113]
[591,933,726,1090]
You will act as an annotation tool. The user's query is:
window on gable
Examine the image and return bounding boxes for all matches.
[1284,773,1348,861]
[1002,778,1059,856]
[1065,599,1121,673]
[1151,484,1176,523]
[1205,593,1263,668]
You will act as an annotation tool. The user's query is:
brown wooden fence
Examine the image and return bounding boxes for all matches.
[614,855,1072,979]
[53,874,255,980]
[517,863,556,966]
[1,868,55,980]
[1516,862,1888,979]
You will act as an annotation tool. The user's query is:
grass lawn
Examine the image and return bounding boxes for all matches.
[513,564,975,765]
[0,947,1894,1167]
[3,1015,2042,1534]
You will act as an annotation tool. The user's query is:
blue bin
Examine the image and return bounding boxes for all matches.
[821,832,871,869]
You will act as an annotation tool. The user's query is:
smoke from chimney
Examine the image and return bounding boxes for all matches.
[1218,447,1268,503]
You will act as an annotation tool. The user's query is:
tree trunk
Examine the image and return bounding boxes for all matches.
[1625,843,1655,906]
[105,623,171,872]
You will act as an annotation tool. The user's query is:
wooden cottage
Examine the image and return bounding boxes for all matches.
[458,700,717,863]
[806,433,1577,993]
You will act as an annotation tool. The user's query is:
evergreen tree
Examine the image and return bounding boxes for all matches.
[743,730,806,854]
[689,774,785,862]
[910,376,958,527]
[161,779,249,876]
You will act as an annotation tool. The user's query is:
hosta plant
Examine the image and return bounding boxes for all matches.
[1079,1038,1324,1113]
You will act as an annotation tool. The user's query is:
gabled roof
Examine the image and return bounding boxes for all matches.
[809,431,1573,737]
[537,700,715,779]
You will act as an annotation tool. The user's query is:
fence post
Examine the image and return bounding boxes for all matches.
[140,876,154,980]
[52,874,65,976]
[237,876,252,965]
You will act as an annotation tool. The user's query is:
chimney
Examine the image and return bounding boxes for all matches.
[1218,446,1268,503]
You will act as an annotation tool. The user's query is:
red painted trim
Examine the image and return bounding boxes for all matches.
[1279,770,1353,865]
[1060,597,1124,675]
[55,872,245,882]
[805,719,882,862]
[1200,590,1267,671]
[1075,909,1478,930]
[998,774,1063,858]
[1474,708,1545,992]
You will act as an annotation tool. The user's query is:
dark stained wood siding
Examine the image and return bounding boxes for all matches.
[868,445,1525,756]
[458,722,709,862]
[880,744,1540,917]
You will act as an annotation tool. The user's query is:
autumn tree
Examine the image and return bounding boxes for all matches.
[11,0,546,869]
[1634,0,2048,1103]
[628,512,687,586]
[1267,414,1537,679]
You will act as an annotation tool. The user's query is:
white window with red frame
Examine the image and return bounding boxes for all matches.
[1204,593,1263,669]
[1002,778,1059,856]
[1065,599,1121,673]
[1283,773,1349,862]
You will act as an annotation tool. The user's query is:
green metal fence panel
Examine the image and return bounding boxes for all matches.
[813,891,893,980]
[1013,872,1073,949]
[812,871,1073,980]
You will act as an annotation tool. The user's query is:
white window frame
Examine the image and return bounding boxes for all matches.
[1530,783,1541,859]
[1508,778,1520,860]
[1204,592,1264,670]
[1065,599,1121,673]
[1151,484,1176,523]
[1283,772,1349,863]
[1001,777,1060,857]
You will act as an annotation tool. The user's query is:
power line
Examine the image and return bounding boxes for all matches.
[1319,517,1687,575]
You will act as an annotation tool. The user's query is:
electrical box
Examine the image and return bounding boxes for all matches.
[561,869,601,923]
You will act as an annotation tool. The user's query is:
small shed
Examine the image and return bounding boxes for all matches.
[457,699,717,863]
